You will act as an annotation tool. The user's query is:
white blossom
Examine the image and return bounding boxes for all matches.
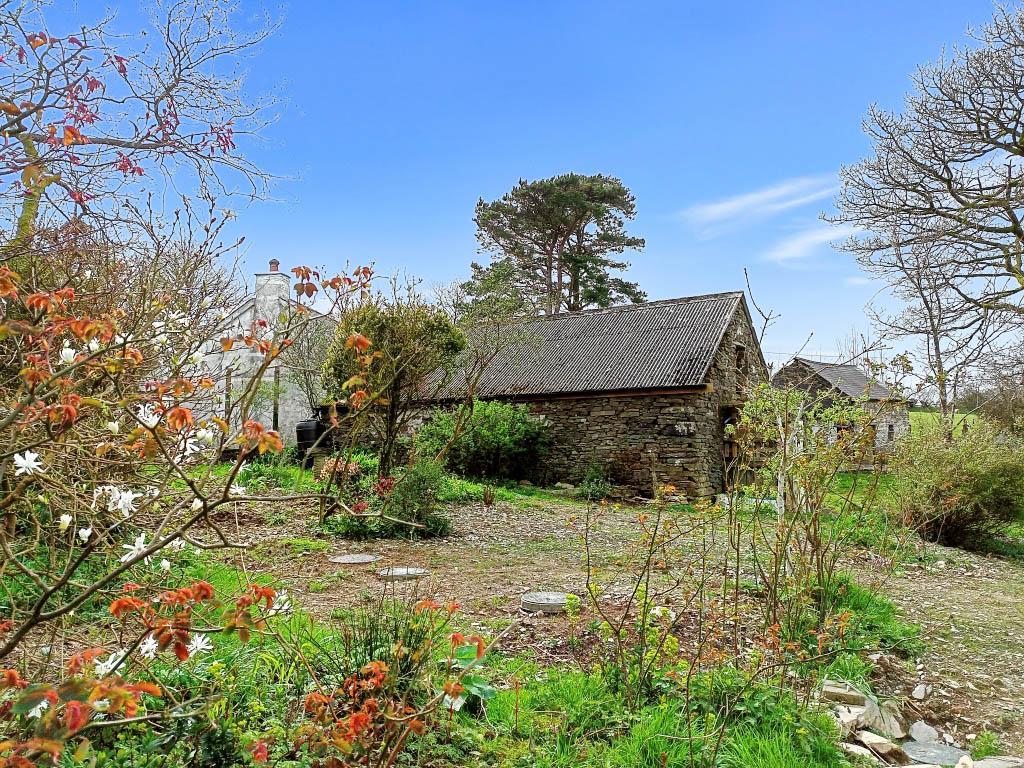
[58,344,77,365]
[229,484,246,497]
[93,485,140,517]
[113,489,141,517]
[13,451,44,476]
[87,338,101,353]
[27,699,49,719]
[186,634,213,656]
[91,699,110,712]
[94,650,127,677]
[168,538,187,552]
[120,533,151,564]
[268,590,292,616]
[190,498,204,512]
[106,421,121,435]
[58,513,72,532]
[139,635,159,660]
[159,558,171,572]
[77,527,92,543]
[195,428,214,444]
[179,437,203,459]
[136,404,160,429]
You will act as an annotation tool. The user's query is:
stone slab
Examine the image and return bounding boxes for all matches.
[909,720,939,743]
[822,680,868,707]
[901,739,968,766]
[377,566,428,582]
[329,554,380,565]
[521,591,569,614]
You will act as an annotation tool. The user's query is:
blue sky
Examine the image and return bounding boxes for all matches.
[101,1,996,363]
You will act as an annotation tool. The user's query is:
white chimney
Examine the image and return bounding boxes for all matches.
[254,259,289,329]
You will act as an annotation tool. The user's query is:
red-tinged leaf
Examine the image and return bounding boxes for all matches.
[1,668,28,689]
[64,699,88,732]
[220,336,234,351]
[25,737,63,756]
[249,740,269,763]
[130,681,161,697]
[56,679,91,703]
[173,642,189,661]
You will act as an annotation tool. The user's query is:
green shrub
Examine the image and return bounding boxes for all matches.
[576,463,613,501]
[384,457,451,535]
[323,457,451,538]
[416,399,551,481]
[891,419,1024,547]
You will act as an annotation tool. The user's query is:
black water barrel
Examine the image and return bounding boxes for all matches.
[296,419,325,468]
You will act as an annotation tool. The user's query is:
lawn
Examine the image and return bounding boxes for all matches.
[908,407,978,435]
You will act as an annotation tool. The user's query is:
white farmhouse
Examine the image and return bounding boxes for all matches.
[201,259,333,445]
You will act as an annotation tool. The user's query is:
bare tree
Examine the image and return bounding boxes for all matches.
[864,242,1009,432]
[833,7,1024,318]
[0,0,275,262]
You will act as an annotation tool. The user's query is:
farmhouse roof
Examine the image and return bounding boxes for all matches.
[446,291,753,399]
[793,357,898,401]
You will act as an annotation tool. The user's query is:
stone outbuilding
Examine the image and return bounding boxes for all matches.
[438,292,768,498]
[771,357,910,450]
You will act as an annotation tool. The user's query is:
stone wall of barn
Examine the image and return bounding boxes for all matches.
[522,390,720,497]
[513,306,766,498]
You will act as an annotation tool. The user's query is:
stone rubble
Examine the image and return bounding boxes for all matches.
[820,678,1023,768]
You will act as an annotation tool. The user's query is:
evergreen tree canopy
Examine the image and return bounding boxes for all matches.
[473,173,646,314]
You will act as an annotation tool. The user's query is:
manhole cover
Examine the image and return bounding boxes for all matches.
[521,591,569,614]
[377,567,428,582]
[328,554,380,565]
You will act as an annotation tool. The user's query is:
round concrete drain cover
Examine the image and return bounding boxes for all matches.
[378,566,428,582]
[329,554,380,565]
[521,591,569,614]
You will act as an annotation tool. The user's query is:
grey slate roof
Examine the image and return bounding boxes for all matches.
[447,292,746,399]
[795,357,897,401]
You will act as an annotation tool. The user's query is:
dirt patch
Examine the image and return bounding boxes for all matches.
[873,547,1024,751]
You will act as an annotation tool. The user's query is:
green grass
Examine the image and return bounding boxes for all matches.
[410,663,851,768]
[972,730,1005,759]
[909,408,978,435]
[828,573,923,657]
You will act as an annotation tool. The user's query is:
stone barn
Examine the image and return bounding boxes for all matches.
[441,292,768,498]
[771,357,910,450]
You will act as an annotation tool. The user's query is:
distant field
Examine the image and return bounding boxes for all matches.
[908,408,978,434]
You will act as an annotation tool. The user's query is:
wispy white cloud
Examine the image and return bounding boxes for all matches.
[763,223,858,264]
[844,275,871,286]
[680,174,837,231]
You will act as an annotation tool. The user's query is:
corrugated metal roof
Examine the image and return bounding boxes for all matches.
[795,357,897,401]
[439,292,745,398]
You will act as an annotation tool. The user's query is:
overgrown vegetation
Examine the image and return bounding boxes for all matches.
[892,419,1024,547]
[416,399,551,482]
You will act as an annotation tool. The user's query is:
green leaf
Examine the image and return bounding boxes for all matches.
[13,684,53,714]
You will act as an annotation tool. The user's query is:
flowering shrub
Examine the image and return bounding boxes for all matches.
[289,600,487,768]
